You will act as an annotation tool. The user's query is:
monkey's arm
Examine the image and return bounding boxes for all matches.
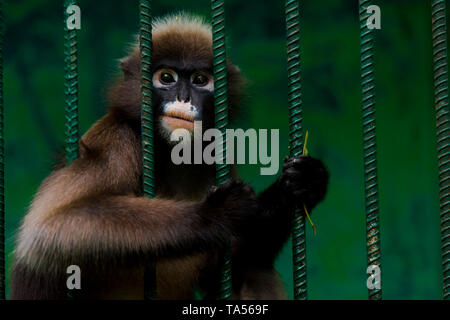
[231,156,328,300]
[14,182,258,272]
[235,156,329,268]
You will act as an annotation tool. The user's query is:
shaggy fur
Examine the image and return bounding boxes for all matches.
[10,14,329,300]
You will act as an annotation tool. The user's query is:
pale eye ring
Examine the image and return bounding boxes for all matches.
[153,69,178,87]
[190,72,213,91]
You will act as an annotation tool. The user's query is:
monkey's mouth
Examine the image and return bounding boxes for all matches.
[161,110,195,131]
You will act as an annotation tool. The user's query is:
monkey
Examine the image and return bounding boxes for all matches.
[10,13,329,300]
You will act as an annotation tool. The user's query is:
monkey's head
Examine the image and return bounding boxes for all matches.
[109,13,245,143]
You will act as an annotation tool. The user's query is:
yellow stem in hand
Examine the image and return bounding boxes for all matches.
[302,130,316,235]
[304,204,317,235]
[303,130,309,156]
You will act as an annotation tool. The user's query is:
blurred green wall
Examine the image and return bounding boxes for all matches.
[3,0,447,299]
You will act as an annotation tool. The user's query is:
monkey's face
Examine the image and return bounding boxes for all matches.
[152,60,215,139]
[110,20,244,143]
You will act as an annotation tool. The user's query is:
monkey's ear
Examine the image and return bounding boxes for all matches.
[119,54,140,78]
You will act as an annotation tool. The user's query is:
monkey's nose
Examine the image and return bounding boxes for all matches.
[177,95,190,103]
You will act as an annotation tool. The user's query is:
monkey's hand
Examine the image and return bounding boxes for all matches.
[278,155,329,212]
[233,156,329,268]
[201,180,259,238]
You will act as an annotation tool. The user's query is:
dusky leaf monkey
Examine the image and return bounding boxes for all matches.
[10,14,329,300]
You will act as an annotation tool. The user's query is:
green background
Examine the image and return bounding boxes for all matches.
[3,0,448,299]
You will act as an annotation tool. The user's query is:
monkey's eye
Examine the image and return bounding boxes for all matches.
[191,72,210,87]
[161,72,176,84]
[154,69,178,87]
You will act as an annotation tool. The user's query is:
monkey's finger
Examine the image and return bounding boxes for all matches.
[283,156,310,170]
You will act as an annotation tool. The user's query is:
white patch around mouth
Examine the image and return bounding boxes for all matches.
[159,100,199,140]
[163,100,198,121]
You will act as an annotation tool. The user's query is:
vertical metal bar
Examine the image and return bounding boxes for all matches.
[432,0,450,300]
[0,0,4,301]
[211,0,232,300]
[359,0,382,300]
[286,0,307,300]
[64,0,79,300]
[64,0,79,165]
[139,0,156,300]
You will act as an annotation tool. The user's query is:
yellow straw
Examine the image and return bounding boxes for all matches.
[301,130,316,235]
[303,130,309,156]
[304,204,317,235]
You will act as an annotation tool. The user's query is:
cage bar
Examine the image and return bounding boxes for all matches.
[359,0,382,300]
[63,0,79,300]
[432,0,450,300]
[285,0,307,300]
[63,0,80,300]
[64,0,79,165]
[139,0,156,300]
[211,0,232,300]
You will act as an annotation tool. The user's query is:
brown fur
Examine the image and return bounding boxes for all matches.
[11,14,285,300]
